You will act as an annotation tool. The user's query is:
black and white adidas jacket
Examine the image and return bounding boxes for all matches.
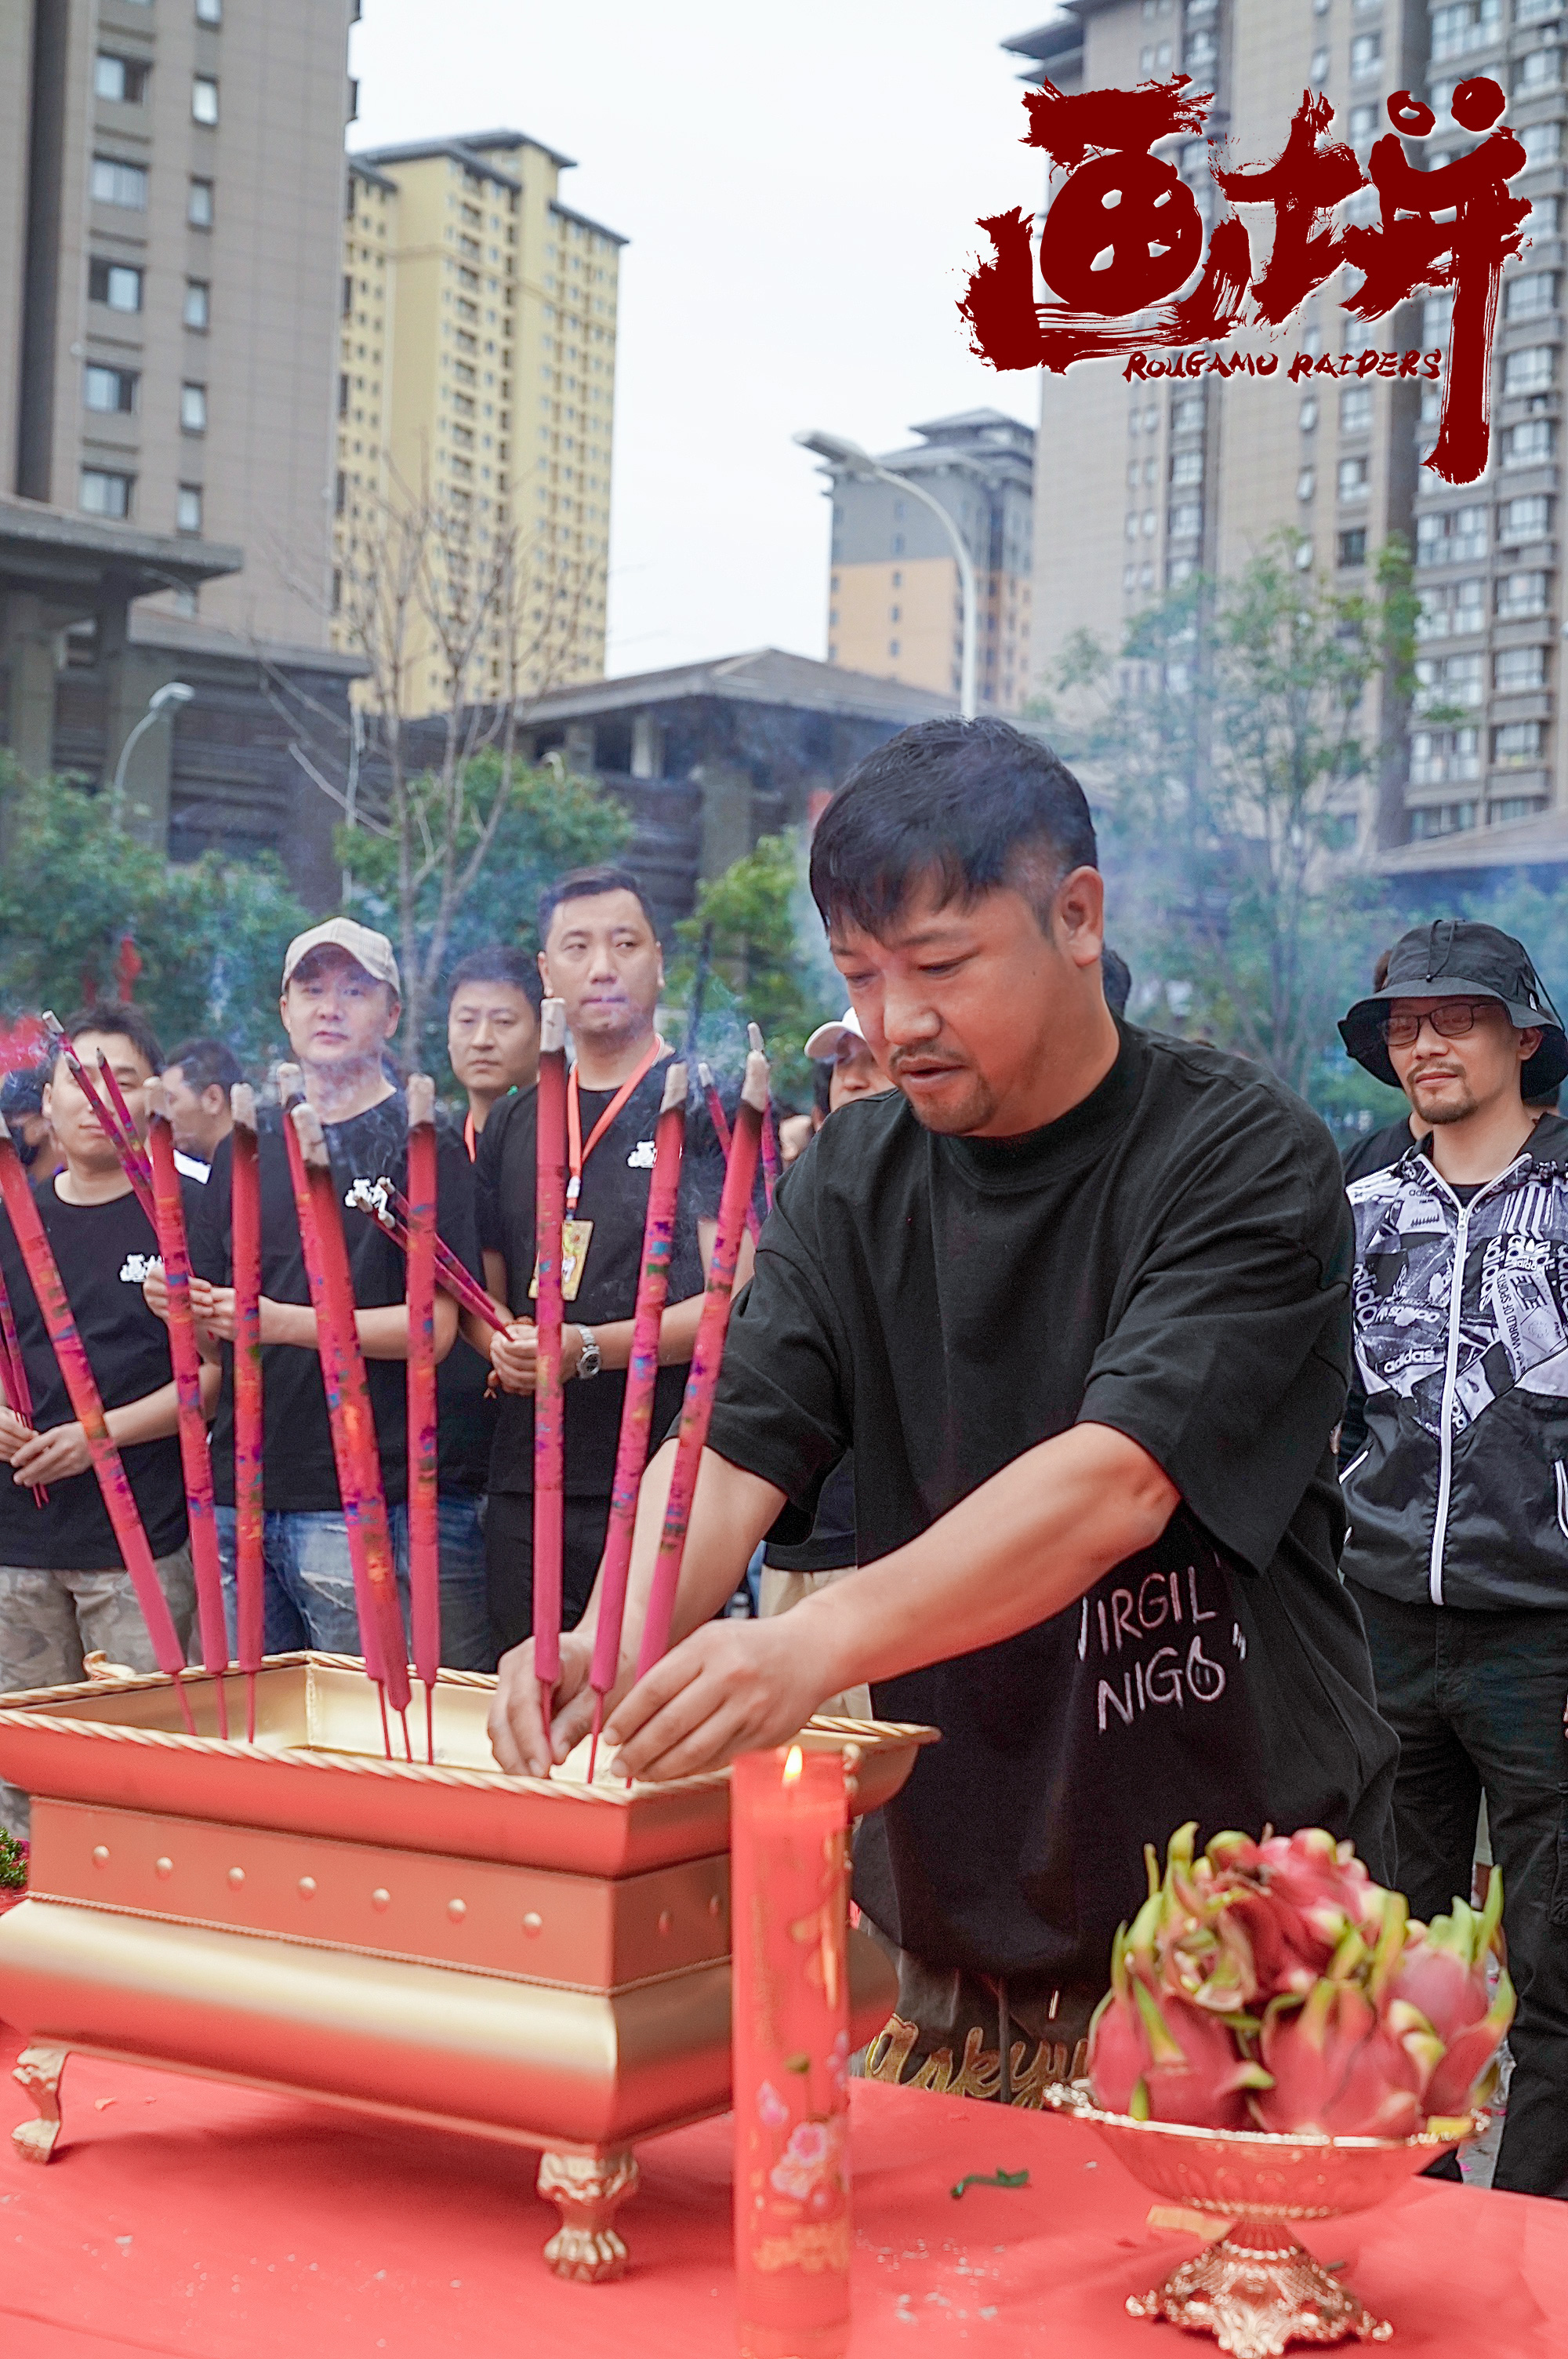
[1342,1114,1568,1612]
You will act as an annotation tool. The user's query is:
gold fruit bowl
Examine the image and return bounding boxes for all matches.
[1043,2085,1483,2357]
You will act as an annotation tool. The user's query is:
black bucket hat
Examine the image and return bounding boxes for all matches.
[1340,920,1568,1095]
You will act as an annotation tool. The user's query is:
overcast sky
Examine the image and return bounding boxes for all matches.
[350,0,1046,680]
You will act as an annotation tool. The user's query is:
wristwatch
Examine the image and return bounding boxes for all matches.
[575,1325,602,1381]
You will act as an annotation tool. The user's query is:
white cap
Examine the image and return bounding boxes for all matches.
[804,1006,866,1061]
[280,917,401,995]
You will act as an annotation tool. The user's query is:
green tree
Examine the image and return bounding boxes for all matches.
[1040,533,1414,1103]
[665,831,841,1106]
[0,766,310,1069]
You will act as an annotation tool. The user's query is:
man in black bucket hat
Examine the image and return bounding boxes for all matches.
[1339,918,1568,2198]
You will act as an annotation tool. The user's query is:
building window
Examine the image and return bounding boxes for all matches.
[1171,394,1203,432]
[1338,528,1367,566]
[1494,719,1544,763]
[1503,346,1555,395]
[1417,504,1488,563]
[1430,2,1502,63]
[1411,727,1481,784]
[1522,121,1563,169]
[1338,455,1370,500]
[89,155,148,209]
[1350,31,1381,76]
[1299,394,1319,431]
[1504,418,1555,467]
[191,75,219,125]
[1297,467,1316,501]
[1519,44,1560,89]
[1501,493,1551,541]
[88,256,142,311]
[1341,386,1373,434]
[1417,650,1486,709]
[176,485,203,534]
[94,54,150,104]
[1497,570,1548,617]
[338,372,350,417]
[1169,501,1202,537]
[183,279,210,332]
[1410,800,1479,837]
[195,0,223,20]
[188,177,214,228]
[1170,448,1203,485]
[1496,645,1546,691]
[84,363,136,413]
[891,533,904,555]
[180,382,208,434]
[1506,271,1558,320]
[80,467,133,518]
[1417,578,1486,637]
[888,639,900,657]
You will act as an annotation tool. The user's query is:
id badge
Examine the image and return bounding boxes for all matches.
[530,1218,593,1303]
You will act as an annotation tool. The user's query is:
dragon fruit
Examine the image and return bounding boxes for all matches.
[1385,1879,1512,2116]
[1250,1978,1443,2139]
[1087,1921,1273,2128]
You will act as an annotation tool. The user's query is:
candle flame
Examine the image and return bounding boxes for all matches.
[782,1743,804,1783]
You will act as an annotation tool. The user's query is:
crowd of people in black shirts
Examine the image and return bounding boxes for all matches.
[2,715,1567,2202]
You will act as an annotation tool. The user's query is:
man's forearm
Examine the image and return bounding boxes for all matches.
[104,1379,182,1449]
[580,1439,784,1673]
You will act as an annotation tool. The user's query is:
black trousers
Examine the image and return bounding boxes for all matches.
[1349,1579,1568,2199]
[485,1489,610,1656]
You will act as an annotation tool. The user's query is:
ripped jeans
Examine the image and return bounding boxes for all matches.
[213,1505,409,1658]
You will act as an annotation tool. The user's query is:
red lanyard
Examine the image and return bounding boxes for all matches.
[565,1036,664,1210]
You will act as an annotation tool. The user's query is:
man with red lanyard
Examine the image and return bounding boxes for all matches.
[466,866,733,1648]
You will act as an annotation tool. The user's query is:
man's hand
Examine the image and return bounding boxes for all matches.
[144,1270,236,1343]
[0,1406,32,1465]
[488,1320,539,1394]
[10,1421,91,1485]
[488,1629,599,1776]
[601,1616,842,1783]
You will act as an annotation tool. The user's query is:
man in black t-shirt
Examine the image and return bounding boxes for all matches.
[0,1005,199,1835]
[491,720,1397,2106]
[467,867,727,1649]
[186,919,478,1656]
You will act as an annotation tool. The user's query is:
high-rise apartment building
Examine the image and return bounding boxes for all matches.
[336,129,622,712]
[1007,1,1568,867]
[815,411,1035,711]
[2,0,355,647]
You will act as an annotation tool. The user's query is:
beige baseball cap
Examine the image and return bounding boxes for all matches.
[804,1006,866,1060]
[280,917,401,995]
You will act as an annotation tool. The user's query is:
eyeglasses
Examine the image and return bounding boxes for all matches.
[1378,999,1494,1048]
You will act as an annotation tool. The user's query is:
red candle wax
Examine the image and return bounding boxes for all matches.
[731,1742,851,2359]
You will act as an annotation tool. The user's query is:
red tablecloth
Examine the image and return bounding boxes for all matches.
[2,2026,1566,2356]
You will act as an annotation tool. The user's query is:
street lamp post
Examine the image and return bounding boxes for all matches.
[795,428,978,721]
[109,680,194,828]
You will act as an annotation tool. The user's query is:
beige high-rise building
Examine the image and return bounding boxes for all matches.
[1007,1,1568,870]
[0,0,355,647]
[335,129,623,713]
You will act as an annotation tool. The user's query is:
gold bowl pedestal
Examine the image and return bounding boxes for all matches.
[1044,2087,1482,2357]
[0,1655,930,2281]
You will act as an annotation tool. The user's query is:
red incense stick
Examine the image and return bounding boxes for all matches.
[147,1084,229,1738]
[39,1013,157,1223]
[532,998,568,1748]
[0,1114,195,1732]
[291,1102,412,1728]
[98,1052,157,1190]
[699,1060,760,1243]
[230,1085,264,1742]
[748,1023,781,1214]
[347,1180,506,1332]
[586,1060,688,1776]
[0,1260,46,1507]
[636,1047,768,1680]
[405,1077,440,1765]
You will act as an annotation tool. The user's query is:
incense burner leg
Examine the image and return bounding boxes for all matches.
[12,2042,69,2164]
[536,2148,640,2283]
[1126,2218,1392,2357]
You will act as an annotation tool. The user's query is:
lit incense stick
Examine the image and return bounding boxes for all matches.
[635,1046,767,1679]
[147,1081,229,1738]
[586,1060,687,1776]
[291,1101,412,1733]
[698,1060,760,1243]
[0,1259,46,1507]
[532,998,568,1750]
[230,1085,264,1741]
[346,1179,506,1332]
[747,1022,781,1214]
[0,1113,195,1732]
[405,1076,440,1764]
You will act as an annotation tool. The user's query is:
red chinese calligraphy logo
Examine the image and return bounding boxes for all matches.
[960,76,1529,487]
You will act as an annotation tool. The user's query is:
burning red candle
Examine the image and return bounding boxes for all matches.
[637,1049,767,1679]
[147,1081,230,1736]
[587,1060,687,1767]
[731,1742,851,2359]
[532,998,568,1732]
[0,1116,194,1731]
[404,1076,440,1761]
[230,1084,264,1739]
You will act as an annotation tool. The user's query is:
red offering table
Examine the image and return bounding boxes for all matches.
[3,2023,1566,2357]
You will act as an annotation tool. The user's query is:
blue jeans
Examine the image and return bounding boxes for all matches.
[437,1492,496,1671]
[214,1500,495,1670]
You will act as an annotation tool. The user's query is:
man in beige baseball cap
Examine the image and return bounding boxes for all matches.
[279,916,401,997]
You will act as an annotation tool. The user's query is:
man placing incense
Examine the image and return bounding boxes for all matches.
[183,920,481,1654]
[468,867,731,1649]
[0,1005,199,1837]
[492,718,1398,2104]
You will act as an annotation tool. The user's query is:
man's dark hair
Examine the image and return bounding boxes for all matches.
[809,717,1098,936]
[446,944,543,1013]
[1102,945,1132,1018]
[58,1001,164,1075]
[166,1036,244,1097]
[538,865,659,944]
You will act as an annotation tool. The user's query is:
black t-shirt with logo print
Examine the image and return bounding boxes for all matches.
[476,1054,725,1498]
[0,1176,200,1570]
[704,1023,1399,1990]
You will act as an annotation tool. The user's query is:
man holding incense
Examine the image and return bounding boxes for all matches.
[492,718,1397,2103]
[468,865,730,1649]
[0,1005,198,1836]
[184,920,480,1653]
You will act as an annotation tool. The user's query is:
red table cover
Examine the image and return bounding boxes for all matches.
[2,2026,1566,2355]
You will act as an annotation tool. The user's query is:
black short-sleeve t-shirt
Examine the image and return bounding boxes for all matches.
[476,1054,724,1498]
[0,1175,199,1569]
[705,1024,1398,1988]
[188,1093,480,1514]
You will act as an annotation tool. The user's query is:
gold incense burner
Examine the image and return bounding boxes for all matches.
[0,1655,931,2280]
